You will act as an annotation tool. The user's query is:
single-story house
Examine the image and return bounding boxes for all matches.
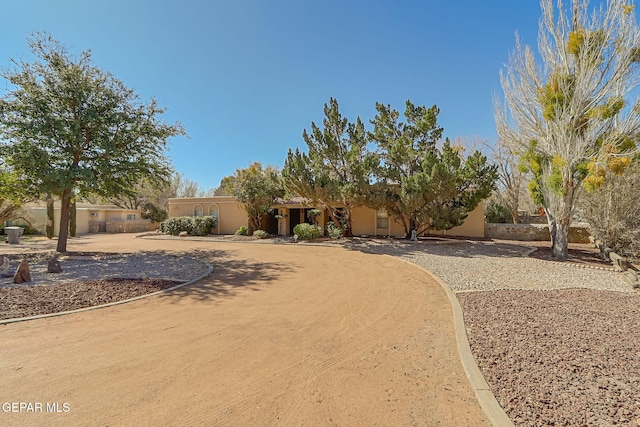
[12,202,157,236]
[167,196,485,238]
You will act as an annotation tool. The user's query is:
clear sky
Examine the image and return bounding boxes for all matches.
[1,0,548,191]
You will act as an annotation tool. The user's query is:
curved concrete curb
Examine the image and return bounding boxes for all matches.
[387,255,515,427]
[0,256,213,325]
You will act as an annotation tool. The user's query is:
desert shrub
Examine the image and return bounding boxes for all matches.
[485,200,512,223]
[235,225,249,236]
[161,216,217,236]
[293,223,321,240]
[191,216,217,236]
[253,230,270,239]
[578,162,640,259]
[326,221,344,239]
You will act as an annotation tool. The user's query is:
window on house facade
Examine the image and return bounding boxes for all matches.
[126,214,136,220]
[194,205,204,217]
[209,206,219,226]
[376,209,389,229]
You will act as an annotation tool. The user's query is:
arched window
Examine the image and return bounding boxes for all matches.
[194,204,204,217]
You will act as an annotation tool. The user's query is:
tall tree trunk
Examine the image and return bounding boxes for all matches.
[56,189,72,253]
[552,219,570,259]
[247,216,259,235]
[545,189,575,260]
[69,199,77,237]
[510,208,521,224]
[46,195,54,239]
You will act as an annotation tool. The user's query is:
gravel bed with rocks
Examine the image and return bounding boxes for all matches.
[458,289,640,427]
[0,252,211,321]
[358,239,640,426]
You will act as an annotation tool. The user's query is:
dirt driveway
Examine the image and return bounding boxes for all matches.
[0,234,489,426]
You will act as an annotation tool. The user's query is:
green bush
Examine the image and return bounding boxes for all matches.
[191,216,216,236]
[253,230,270,239]
[485,201,512,224]
[326,221,344,239]
[161,216,217,236]
[293,223,321,240]
[235,225,249,236]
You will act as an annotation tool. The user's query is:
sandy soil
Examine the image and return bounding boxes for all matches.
[0,234,489,426]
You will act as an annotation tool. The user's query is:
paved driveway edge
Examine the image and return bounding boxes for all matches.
[389,255,515,427]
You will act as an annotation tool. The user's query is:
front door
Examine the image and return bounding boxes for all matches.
[289,209,301,235]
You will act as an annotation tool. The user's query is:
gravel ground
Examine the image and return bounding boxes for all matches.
[0,252,211,321]
[357,238,640,426]
[0,252,210,287]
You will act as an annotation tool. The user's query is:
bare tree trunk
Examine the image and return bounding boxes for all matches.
[69,199,77,237]
[247,216,259,235]
[545,189,575,260]
[552,220,570,259]
[46,195,54,239]
[0,204,21,225]
[510,208,521,224]
[56,189,72,253]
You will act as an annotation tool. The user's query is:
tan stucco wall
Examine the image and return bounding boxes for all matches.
[424,202,485,238]
[350,202,485,238]
[25,203,146,236]
[167,198,486,238]
[168,197,248,235]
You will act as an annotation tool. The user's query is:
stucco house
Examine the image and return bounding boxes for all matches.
[168,196,485,238]
[16,202,157,236]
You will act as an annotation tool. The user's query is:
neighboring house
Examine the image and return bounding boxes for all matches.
[15,202,157,236]
[168,196,486,238]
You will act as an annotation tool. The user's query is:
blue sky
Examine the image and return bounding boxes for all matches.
[1,0,547,191]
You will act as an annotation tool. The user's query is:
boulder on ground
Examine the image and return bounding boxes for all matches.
[0,256,10,276]
[179,231,188,237]
[13,260,31,284]
[609,252,629,272]
[48,257,63,273]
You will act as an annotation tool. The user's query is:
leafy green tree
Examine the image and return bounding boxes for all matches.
[283,98,377,237]
[223,162,284,234]
[370,101,497,237]
[0,33,184,252]
[0,166,32,225]
[107,176,170,223]
[495,0,640,259]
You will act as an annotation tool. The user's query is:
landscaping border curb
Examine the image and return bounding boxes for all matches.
[0,256,213,325]
[388,255,515,427]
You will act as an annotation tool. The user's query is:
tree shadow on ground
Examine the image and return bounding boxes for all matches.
[158,248,297,303]
[335,237,532,260]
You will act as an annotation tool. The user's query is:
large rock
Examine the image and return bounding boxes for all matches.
[608,252,629,271]
[13,260,31,284]
[47,257,63,273]
[0,256,10,276]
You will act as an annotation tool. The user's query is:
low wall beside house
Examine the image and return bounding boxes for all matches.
[89,219,158,233]
[484,223,591,243]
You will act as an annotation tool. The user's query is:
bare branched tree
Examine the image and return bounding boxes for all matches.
[495,0,640,258]
[578,161,640,258]
[490,140,529,223]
